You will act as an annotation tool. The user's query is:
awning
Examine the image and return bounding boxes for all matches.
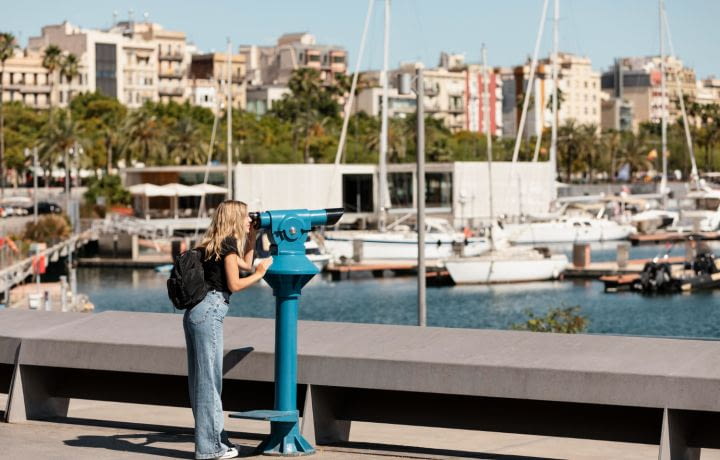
[127,183,169,197]
[159,183,204,196]
[190,183,228,195]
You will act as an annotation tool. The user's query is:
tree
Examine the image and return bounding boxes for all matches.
[0,32,17,197]
[168,117,205,165]
[511,306,588,333]
[60,53,79,104]
[70,92,127,173]
[42,45,63,109]
[37,110,85,187]
[120,105,167,166]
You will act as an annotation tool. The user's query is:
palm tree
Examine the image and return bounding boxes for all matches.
[60,53,79,105]
[42,45,62,109]
[37,110,85,187]
[168,117,204,165]
[120,107,167,166]
[0,32,17,198]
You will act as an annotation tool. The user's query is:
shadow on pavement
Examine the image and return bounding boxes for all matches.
[323,441,564,460]
[56,417,264,459]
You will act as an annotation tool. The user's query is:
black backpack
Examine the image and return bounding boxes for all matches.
[167,248,208,310]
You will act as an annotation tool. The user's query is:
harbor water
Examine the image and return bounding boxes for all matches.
[77,241,720,340]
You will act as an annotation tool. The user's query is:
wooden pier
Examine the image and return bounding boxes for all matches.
[326,259,444,281]
[564,256,686,279]
[629,231,720,246]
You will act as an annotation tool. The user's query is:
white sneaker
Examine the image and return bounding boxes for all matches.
[218,447,239,459]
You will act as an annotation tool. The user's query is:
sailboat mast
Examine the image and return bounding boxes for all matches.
[659,0,668,201]
[378,0,391,231]
[226,38,233,199]
[482,44,495,248]
[550,0,559,179]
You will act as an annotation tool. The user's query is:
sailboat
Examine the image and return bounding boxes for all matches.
[495,0,635,245]
[322,0,491,263]
[443,43,568,284]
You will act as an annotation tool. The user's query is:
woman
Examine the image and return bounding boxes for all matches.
[184,200,272,460]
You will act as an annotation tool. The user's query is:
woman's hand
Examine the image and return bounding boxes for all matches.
[255,258,272,276]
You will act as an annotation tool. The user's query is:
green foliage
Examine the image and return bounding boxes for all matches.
[511,306,589,334]
[1,66,720,184]
[22,214,71,244]
[83,174,131,206]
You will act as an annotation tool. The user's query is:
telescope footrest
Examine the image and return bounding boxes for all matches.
[229,409,298,422]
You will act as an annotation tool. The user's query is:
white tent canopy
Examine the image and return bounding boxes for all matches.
[128,183,168,197]
[190,183,228,195]
[159,183,203,197]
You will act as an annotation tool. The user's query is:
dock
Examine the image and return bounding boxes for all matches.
[564,256,686,279]
[326,259,444,281]
[78,255,172,268]
[629,231,720,245]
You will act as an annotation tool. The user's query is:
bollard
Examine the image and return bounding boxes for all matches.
[572,243,591,268]
[171,240,182,260]
[230,208,344,456]
[352,239,363,262]
[616,242,630,269]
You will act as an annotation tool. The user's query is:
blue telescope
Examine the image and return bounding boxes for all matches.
[231,208,343,456]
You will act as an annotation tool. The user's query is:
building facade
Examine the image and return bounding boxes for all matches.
[189,52,247,113]
[0,49,51,108]
[240,33,347,87]
[502,53,601,138]
[601,56,697,130]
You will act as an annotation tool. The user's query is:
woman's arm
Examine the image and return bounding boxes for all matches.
[225,253,271,292]
[237,232,256,271]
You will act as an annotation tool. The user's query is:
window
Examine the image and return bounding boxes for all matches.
[342,174,374,212]
[308,54,321,63]
[332,55,345,64]
[425,172,452,208]
[388,172,413,207]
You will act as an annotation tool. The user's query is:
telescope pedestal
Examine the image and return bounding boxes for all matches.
[231,272,316,456]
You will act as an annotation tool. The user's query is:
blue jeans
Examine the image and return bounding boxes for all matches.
[184,290,233,459]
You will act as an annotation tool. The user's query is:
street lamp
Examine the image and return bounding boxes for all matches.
[24,147,39,222]
[397,66,426,327]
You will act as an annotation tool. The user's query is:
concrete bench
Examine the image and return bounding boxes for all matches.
[1,309,719,460]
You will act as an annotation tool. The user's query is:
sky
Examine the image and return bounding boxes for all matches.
[3,0,719,79]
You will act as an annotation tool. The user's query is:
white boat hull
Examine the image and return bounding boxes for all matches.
[323,234,491,261]
[445,253,569,284]
[504,221,634,244]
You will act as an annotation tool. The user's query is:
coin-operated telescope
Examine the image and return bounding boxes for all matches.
[231,208,343,456]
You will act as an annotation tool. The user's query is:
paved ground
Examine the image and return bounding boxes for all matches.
[3,394,720,459]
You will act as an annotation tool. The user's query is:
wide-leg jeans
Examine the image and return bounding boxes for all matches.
[183,290,233,459]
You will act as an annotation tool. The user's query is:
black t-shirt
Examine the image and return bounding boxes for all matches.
[201,237,240,295]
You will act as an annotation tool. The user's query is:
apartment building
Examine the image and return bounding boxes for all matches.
[189,52,247,113]
[241,33,347,87]
[502,53,601,138]
[0,49,51,108]
[601,56,696,130]
[696,78,720,106]
[26,19,193,108]
[129,21,192,104]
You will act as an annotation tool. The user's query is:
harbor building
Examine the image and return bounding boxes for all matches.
[696,77,720,106]
[120,162,554,228]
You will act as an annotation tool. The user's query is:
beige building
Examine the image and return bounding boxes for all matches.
[601,56,696,130]
[26,19,195,108]
[240,32,347,87]
[128,21,192,104]
[189,53,247,113]
[0,49,51,108]
[696,78,720,106]
[502,53,601,138]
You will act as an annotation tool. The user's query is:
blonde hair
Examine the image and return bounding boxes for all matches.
[199,200,248,261]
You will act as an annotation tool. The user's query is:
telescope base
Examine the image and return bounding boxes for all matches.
[257,421,315,456]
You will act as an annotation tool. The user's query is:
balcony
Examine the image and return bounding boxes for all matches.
[159,52,183,62]
[159,69,185,80]
[6,83,51,94]
[159,87,184,96]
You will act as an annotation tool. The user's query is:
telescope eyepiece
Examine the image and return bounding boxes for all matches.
[248,212,261,229]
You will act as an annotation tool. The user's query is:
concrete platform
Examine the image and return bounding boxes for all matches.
[3,394,720,459]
